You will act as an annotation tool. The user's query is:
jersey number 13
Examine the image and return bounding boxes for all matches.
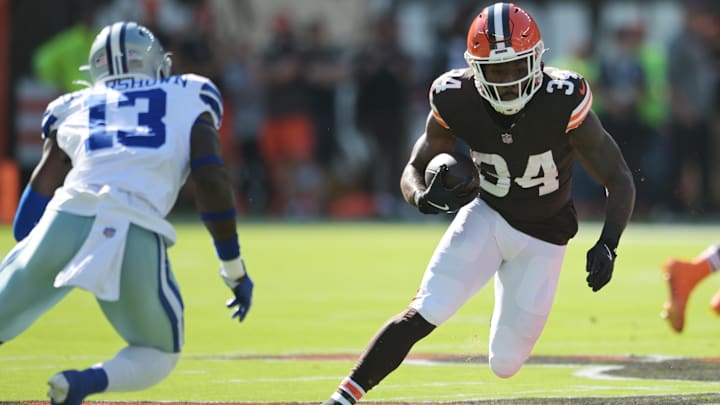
[85,88,167,152]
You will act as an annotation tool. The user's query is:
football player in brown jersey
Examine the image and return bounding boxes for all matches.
[322,3,635,404]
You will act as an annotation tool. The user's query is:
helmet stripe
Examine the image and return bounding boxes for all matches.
[109,22,124,76]
[118,22,128,74]
[488,3,511,50]
[110,22,125,74]
[486,5,496,49]
[501,3,511,40]
[104,26,114,75]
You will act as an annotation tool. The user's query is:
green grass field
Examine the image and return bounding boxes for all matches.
[1,220,720,404]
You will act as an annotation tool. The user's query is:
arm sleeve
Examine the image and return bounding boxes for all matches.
[13,185,52,241]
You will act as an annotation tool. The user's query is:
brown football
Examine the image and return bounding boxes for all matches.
[424,152,480,190]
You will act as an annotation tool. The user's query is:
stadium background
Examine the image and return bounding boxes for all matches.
[2,1,720,403]
[1,0,719,223]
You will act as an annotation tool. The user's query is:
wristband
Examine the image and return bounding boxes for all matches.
[599,220,623,249]
[191,155,223,171]
[220,257,247,280]
[200,208,237,222]
[13,185,51,241]
[214,236,240,261]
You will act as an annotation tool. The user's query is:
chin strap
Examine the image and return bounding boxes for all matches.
[73,79,93,88]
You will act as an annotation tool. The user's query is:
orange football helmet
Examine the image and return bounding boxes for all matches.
[464,2,544,115]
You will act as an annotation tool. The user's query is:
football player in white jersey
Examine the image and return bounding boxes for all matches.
[0,22,254,404]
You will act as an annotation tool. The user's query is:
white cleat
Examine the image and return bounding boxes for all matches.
[48,373,70,404]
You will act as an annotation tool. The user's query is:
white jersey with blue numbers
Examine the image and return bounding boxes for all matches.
[40,73,223,245]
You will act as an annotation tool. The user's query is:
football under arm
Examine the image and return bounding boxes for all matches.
[400,112,456,207]
[570,111,636,248]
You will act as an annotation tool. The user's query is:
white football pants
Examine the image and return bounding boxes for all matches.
[409,198,566,378]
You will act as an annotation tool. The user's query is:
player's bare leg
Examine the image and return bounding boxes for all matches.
[661,245,720,332]
[322,308,435,404]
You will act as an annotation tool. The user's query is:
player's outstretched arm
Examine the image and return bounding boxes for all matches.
[189,112,253,322]
[570,110,636,292]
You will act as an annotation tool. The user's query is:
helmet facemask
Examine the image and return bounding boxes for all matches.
[124,47,173,79]
[464,40,544,115]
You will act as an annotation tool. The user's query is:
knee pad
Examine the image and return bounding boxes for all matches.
[102,346,180,391]
[489,353,523,379]
[488,325,532,379]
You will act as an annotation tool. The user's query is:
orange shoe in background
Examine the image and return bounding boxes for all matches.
[709,288,720,316]
[661,259,711,333]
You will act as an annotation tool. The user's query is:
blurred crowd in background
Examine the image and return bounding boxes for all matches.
[8,0,720,221]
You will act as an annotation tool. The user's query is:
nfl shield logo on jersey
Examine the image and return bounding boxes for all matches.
[501,133,513,144]
[103,227,116,238]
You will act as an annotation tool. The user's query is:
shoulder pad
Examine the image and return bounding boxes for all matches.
[182,74,224,130]
[542,66,593,132]
[429,68,473,129]
[429,68,473,96]
[41,90,84,139]
[544,66,581,81]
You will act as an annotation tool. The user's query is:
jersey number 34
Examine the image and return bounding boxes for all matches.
[472,150,559,197]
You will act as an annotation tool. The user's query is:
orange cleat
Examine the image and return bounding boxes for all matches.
[710,288,720,316]
[661,259,711,333]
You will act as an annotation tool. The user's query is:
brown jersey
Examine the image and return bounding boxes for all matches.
[429,66,594,245]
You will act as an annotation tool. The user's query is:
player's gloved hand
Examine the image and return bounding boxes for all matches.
[415,165,479,214]
[220,258,254,322]
[585,240,617,292]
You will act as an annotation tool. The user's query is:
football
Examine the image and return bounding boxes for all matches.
[424,152,480,190]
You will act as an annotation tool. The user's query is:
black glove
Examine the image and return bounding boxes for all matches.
[415,165,479,214]
[585,240,617,292]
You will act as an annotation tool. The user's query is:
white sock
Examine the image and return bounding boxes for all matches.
[100,346,179,391]
[703,244,720,272]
